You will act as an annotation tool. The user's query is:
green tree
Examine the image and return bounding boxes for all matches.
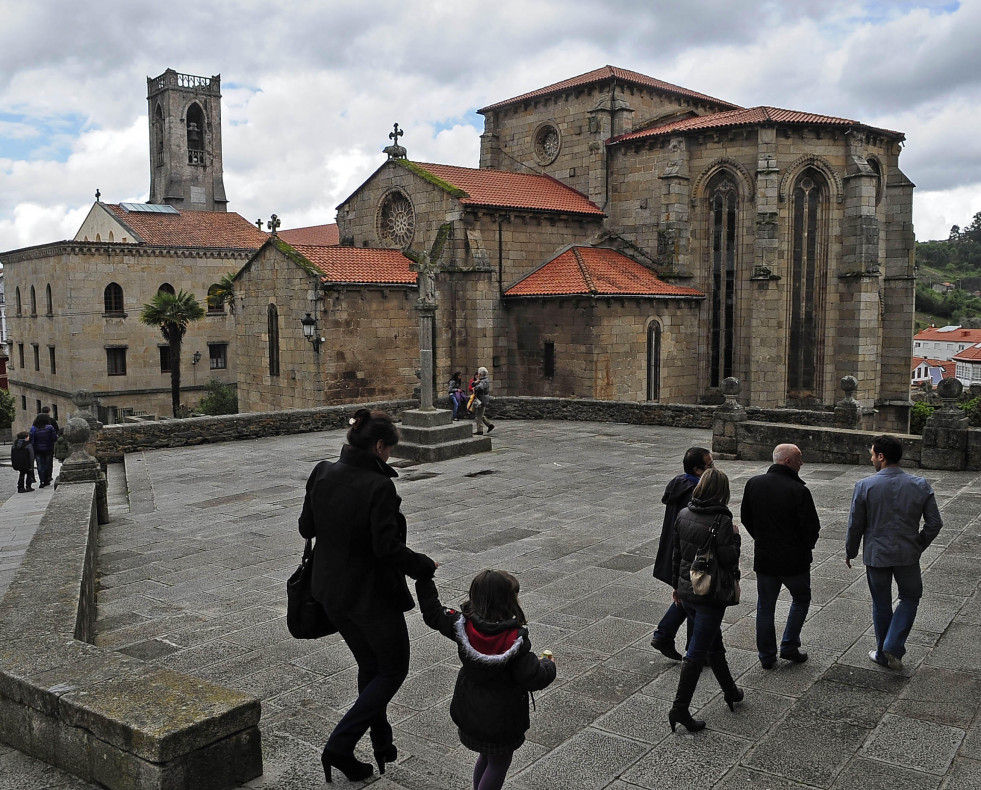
[208,272,237,314]
[198,378,238,415]
[0,388,15,431]
[139,290,206,417]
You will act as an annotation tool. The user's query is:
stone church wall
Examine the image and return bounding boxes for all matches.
[504,298,700,402]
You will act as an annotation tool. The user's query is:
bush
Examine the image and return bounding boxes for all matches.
[960,396,981,427]
[0,389,14,430]
[909,401,936,435]
[198,378,238,415]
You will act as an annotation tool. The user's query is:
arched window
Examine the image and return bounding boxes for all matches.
[788,168,829,399]
[647,322,662,401]
[154,104,164,166]
[267,304,280,377]
[104,283,124,314]
[158,283,175,296]
[868,158,883,205]
[206,284,225,314]
[30,286,37,316]
[15,287,22,315]
[707,173,739,387]
[186,102,205,165]
[45,284,53,315]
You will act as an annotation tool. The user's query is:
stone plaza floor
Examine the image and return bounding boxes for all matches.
[1,420,980,789]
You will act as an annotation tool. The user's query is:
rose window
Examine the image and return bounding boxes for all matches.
[534,124,560,165]
[378,191,415,248]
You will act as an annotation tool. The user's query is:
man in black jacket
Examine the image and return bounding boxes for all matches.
[741,444,821,669]
[650,446,712,660]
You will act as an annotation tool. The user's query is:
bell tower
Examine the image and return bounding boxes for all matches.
[147,68,228,212]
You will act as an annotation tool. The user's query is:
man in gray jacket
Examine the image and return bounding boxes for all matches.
[845,435,943,670]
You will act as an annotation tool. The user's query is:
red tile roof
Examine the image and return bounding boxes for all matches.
[478,65,740,113]
[412,162,604,216]
[278,223,340,246]
[612,106,904,144]
[914,326,981,343]
[105,205,268,249]
[290,244,417,286]
[504,246,705,298]
[952,343,981,362]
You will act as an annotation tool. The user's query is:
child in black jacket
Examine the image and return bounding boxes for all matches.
[10,431,35,493]
[416,570,555,790]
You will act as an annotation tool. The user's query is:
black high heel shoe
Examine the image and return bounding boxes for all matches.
[668,708,706,732]
[723,686,744,711]
[321,748,373,783]
[373,743,398,774]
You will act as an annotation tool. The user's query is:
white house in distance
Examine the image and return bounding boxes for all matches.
[912,325,981,361]
[910,357,953,388]
[953,343,981,387]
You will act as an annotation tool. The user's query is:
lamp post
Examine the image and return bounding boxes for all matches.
[301,312,323,353]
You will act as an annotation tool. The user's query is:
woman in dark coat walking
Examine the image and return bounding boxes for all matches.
[298,409,437,783]
[669,467,743,732]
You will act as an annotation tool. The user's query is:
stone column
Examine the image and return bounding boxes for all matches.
[712,377,748,460]
[57,416,109,524]
[416,302,436,411]
[921,378,968,471]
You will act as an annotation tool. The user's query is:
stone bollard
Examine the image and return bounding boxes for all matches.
[833,375,863,429]
[712,377,747,460]
[921,377,968,471]
[57,416,110,524]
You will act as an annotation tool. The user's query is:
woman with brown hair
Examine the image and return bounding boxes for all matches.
[669,466,743,732]
[299,409,437,782]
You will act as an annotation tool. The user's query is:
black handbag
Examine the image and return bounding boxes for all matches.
[286,539,337,639]
[689,515,741,605]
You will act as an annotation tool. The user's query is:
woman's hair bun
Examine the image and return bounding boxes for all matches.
[350,408,371,431]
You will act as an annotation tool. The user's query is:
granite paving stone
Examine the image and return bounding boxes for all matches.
[2,421,981,789]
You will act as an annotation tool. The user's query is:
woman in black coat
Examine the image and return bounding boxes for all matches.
[669,467,743,732]
[299,409,437,783]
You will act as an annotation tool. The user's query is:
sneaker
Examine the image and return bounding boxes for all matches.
[881,651,903,670]
[779,648,808,664]
[868,649,889,668]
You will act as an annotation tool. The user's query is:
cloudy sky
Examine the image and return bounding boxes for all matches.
[1,0,979,253]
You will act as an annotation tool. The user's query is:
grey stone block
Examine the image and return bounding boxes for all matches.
[517,728,649,790]
[830,756,942,790]
[621,728,752,789]
[862,713,964,775]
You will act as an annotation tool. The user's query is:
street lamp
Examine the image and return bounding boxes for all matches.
[301,312,324,353]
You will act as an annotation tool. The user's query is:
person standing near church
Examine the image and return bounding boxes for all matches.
[29,414,58,488]
[473,366,495,435]
[650,446,713,661]
[741,444,820,669]
[846,435,942,670]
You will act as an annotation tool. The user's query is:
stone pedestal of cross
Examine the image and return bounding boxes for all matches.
[393,256,492,462]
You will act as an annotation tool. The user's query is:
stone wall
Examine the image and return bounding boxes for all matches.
[0,481,261,789]
[95,399,416,462]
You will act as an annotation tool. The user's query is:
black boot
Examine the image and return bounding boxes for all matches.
[707,651,744,711]
[668,659,706,732]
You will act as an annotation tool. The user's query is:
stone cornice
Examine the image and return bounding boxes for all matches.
[1,242,257,264]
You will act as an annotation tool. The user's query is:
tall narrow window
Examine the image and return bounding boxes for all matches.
[15,287,21,315]
[154,104,165,166]
[209,343,228,370]
[104,283,124,314]
[30,286,37,316]
[267,304,280,377]
[159,346,172,373]
[207,284,225,314]
[186,102,205,165]
[647,322,662,401]
[45,284,53,315]
[49,346,56,374]
[18,343,24,367]
[788,169,829,398]
[708,174,738,387]
[32,344,40,371]
[543,341,555,379]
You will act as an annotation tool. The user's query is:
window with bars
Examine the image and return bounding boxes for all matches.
[104,283,124,314]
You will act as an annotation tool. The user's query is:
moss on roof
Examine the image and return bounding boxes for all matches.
[394,160,468,198]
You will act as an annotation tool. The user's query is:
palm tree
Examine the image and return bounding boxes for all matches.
[139,289,206,417]
[208,272,237,314]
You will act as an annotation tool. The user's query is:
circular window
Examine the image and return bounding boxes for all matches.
[377,190,415,248]
[534,123,561,165]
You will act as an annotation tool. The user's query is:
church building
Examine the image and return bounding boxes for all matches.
[236,65,914,430]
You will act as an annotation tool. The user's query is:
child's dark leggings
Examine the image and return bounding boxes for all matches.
[473,751,513,790]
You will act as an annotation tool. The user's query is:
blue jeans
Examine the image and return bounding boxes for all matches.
[867,564,922,659]
[35,452,54,485]
[756,572,811,661]
[680,600,726,663]
[652,601,688,642]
